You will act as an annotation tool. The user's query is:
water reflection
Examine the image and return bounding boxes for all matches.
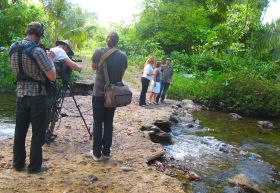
[0,92,16,140]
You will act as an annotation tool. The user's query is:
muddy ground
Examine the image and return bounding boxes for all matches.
[0,87,184,193]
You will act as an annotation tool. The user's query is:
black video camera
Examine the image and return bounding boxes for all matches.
[54,55,82,84]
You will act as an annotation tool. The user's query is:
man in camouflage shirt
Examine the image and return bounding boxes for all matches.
[9,22,56,173]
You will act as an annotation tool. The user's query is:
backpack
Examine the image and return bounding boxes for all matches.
[9,41,53,94]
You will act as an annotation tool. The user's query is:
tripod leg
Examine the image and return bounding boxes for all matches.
[70,91,92,140]
[45,85,67,143]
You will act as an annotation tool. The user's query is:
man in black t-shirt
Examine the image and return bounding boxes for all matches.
[91,32,127,161]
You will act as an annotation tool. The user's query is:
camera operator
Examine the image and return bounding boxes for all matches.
[48,40,82,72]
[9,22,56,173]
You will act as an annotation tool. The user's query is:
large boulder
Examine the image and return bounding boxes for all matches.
[228,173,264,193]
[71,79,94,96]
[154,120,172,133]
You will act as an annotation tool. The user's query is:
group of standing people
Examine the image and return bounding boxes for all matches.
[9,21,127,173]
[139,56,173,106]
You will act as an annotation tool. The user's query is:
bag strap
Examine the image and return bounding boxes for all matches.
[98,47,118,86]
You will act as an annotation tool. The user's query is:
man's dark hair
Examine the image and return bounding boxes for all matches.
[106,32,119,48]
[25,22,45,38]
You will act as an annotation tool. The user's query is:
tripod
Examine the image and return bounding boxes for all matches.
[45,81,92,144]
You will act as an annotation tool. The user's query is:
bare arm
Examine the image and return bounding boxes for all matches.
[64,58,82,72]
[153,69,158,86]
[44,69,56,81]
[92,62,97,71]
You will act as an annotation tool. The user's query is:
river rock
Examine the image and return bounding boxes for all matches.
[228,173,264,193]
[154,120,172,132]
[176,103,183,108]
[230,113,243,120]
[201,105,209,111]
[120,166,134,172]
[169,115,180,123]
[182,99,195,109]
[85,175,98,182]
[186,171,201,181]
[257,121,275,129]
[140,125,161,133]
[180,113,194,122]
[149,131,172,144]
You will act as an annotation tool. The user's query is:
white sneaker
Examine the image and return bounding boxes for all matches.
[90,150,101,161]
[103,155,110,160]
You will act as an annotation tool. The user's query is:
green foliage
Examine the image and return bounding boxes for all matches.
[0,47,16,89]
[0,1,44,46]
[0,0,45,89]
[169,74,280,116]
[40,0,97,48]
[136,0,211,54]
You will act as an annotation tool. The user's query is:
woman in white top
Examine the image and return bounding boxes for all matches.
[139,56,155,106]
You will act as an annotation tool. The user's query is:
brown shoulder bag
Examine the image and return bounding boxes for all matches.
[98,48,132,108]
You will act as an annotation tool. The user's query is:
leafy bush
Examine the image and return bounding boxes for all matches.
[169,73,280,116]
[0,48,16,89]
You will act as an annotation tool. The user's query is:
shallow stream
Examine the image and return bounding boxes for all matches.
[164,111,280,192]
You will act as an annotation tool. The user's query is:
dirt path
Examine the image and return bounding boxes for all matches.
[0,87,184,193]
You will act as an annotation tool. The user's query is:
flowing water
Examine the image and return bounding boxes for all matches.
[0,92,16,140]
[164,111,280,193]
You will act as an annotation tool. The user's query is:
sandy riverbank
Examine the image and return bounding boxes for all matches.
[0,90,184,193]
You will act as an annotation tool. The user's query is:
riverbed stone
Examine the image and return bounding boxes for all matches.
[85,175,98,182]
[182,99,195,109]
[257,121,275,129]
[121,166,134,172]
[149,131,172,144]
[228,173,264,193]
[169,115,180,123]
[140,125,161,133]
[186,171,201,181]
[229,113,243,120]
[154,120,172,133]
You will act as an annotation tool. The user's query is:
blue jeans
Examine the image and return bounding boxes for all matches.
[13,96,48,172]
[92,96,116,157]
[156,82,170,102]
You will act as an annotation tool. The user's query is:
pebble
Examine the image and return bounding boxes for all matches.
[186,171,201,181]
[120,166,134,172]
[165,170,177,177]
[85,175,98,182]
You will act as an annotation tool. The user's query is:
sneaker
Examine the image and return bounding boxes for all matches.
[90,150,101,162]
[27,165,48,174]
[14,165,25,172]
[103,155,110,160]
